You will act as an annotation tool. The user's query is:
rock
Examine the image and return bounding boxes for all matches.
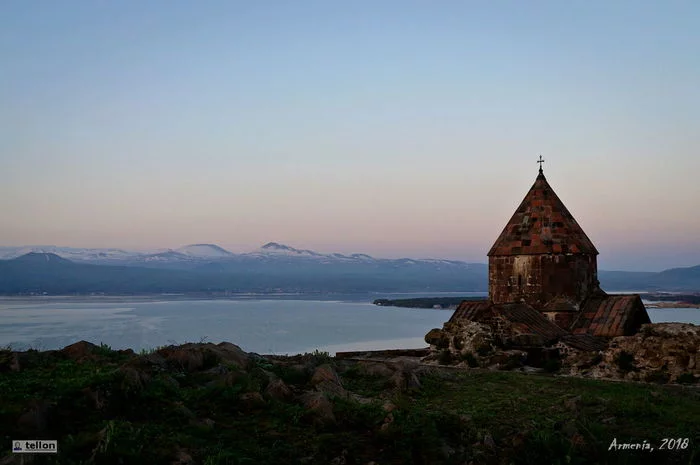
[349,393,374,405]
[561,421,578,438]
[171,448,196,465]
[311,364,347,398]
[221,370,247,387]
[389,371,406,390]
[264,378,293,402]
[0,455,32,465]
[564,395,581,412]
[204,364,230,376]
[379,412,394,432]
[82,388,106,410]
[119,365,151,392]
[173,402,196,420]
[508,333,547,347]
[330,450,348,465]
[357,361,395,378]
[60,341,99,362]
[570,433,586,446]
[251,367,277,385]
[156,342,249,373]
[17,400,51,434]
[159,374,181,390]
[574,323,700,383]
[389,370,422,392]
[392,357,420,372]
[483,433,496,450]
[382,400,397,413]
[0,351,21,372]
[512,431,527,449]
[406,371,422,390]
[299,392,336,425]
[425,328,448,348]
[189,417,215,430]
[488,350,527,370]
[439,440,456,459]
[239,392,265,411]
[428,321,497,361]
[311,364,341,385]
[213,342,250,369]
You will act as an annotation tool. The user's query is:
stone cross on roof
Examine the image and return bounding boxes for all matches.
[537,154,545,174]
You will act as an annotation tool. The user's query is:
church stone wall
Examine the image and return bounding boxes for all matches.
[489,254,598,308]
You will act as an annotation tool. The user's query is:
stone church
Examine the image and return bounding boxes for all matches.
[440,161,650,350]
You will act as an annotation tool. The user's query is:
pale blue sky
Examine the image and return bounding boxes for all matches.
[1,1,699,271]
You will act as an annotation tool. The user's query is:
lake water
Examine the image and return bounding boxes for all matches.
[0,295,697,355]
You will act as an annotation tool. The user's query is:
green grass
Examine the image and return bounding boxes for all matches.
[0,350,698,465]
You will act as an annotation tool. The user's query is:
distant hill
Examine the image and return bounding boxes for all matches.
[0,251,488,295]
[648,265,700,291]
[0,245,699,295]
[0,253,202,295]
[175,244,235,258]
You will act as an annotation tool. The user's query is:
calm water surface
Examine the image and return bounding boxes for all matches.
[0,298,455,354]
[0,295,696,354]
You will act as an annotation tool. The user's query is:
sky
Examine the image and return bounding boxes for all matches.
[1,1,699,271]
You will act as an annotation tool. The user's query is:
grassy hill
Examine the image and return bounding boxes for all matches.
[0,343,697,464]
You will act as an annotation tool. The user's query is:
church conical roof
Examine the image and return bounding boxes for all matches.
[487,169,598,256]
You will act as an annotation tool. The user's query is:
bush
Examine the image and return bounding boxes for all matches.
[615,351,636,372]
[677,373,697,385]
[461,352,479,368]
[438,350,453,365]
[543,359,561,373]
[645,370,670,384]
[303,350,333,368]
[476,345,492,357]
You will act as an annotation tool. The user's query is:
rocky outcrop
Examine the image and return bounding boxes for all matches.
[426,319,699,384]
[426,321,496,357]
[299,392,336,425]
[60,340,100,362]
[311,364,348,398]
[424,321,504,368]
[566,323,700,383]
[156,342,249,372]
[264,378,293,401]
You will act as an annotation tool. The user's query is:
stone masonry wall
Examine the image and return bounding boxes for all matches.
[489,253,598,308]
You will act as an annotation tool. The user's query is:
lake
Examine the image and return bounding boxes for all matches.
[0,295,697,355]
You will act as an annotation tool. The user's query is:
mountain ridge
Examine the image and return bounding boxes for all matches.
[1,242,699,275]
[1,247,700,294]
[0,243,487,267]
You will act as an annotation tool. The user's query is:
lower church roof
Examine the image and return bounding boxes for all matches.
[450,293,650,343]
[450,300,567,342]
[572,294,651,337]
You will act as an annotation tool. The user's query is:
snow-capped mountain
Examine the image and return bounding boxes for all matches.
[0,242,480,269]
[140,250,193,262]
[249,242,325,258]
[176,244,235,258]
[0,246,138,262]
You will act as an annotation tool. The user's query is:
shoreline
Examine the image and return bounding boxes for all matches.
[2,294,699,309]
